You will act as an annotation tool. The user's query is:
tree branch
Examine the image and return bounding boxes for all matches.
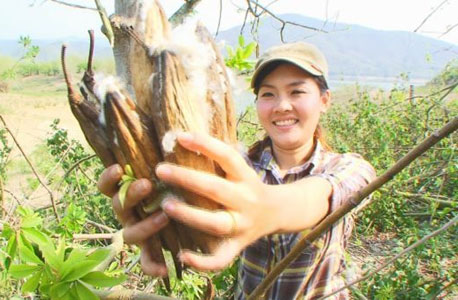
[94,289,176,300]
[414,0,448,32]
[169,0,203,27]
[247,116,458,299]
[46,0,97,11]
[246,0,326,43]
[0,115,60,222]
[319,215,458,299]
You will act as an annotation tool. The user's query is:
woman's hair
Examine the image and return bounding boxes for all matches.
[248,62,332,161]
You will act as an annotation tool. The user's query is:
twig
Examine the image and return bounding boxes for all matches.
[214,0,223,37]
[27,140,74,200]
[87,219,116,233]
[0,176,4,219]
[47,0,97,11]
[56,154,97,190]
[439,22,458,38]
[247,0,326,43]
[73,233,114,241]
[414,0,448,32]
[93,289,175,300]
[247,117,458,299]
[0,115,60,222]
[93,1,114,46]
[319,215,458,299]
[77,164,98,185]
[169,0,203,26]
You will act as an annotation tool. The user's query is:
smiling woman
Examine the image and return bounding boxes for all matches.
[98,41,376,299]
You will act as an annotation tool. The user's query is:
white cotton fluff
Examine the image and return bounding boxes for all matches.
[93,74,126,126]
[137,0,155,34]
[161,130,179,154]
[151,18,218,132]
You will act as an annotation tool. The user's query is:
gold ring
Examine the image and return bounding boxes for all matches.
[226,210,237,236]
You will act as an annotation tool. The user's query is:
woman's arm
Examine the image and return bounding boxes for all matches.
[155,132,333,270]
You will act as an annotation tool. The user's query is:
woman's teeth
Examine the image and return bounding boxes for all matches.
[274,119,297,126]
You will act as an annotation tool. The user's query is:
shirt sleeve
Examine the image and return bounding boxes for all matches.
[313,153,376,215]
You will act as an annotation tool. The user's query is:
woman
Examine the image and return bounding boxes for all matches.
[98,42,376,299]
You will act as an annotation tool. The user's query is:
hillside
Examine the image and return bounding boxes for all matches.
[0,14,456,81]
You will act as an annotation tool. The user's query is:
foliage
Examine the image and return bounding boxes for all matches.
[1,36,40,80]
[1,207,126,299]
[225,35,257,74]
[321,79,457,299]
[430,59,458,86]
[0,128,11,181]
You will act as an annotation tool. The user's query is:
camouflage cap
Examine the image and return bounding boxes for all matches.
[250,42,329,89]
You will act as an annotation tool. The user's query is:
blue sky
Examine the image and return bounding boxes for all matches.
[1,0,457,45]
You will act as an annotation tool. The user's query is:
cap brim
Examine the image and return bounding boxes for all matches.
[250,57,323,89]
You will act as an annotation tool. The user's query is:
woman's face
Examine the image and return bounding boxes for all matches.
[256,63,330,152]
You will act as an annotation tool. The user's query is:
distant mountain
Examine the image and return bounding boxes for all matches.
[0,36,112,61]
[217,14,458,80]
[1,14,456,81]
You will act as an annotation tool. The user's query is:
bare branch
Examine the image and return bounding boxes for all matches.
[440,22,458,38]
[247,116,458,299]
[94,289,175,300]
[246,0,327,43]
[46,0,97,11]
[319,215,458,299]
[0,115,60,222]
[214,0,223,37]
[169,0,203,26]
[414,0,448,32]
[86,219,116,233]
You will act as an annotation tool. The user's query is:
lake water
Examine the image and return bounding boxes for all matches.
[233,76,430,114]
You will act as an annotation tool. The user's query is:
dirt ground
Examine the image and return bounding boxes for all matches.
[0,75,88,209]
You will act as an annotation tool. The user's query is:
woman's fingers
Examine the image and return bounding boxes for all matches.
[156,164,237,208]
[162,198,238,236]
[123,211,169,244]
[97,164,123,197]
[140,241,168,277]
[179,238,241,271]
[176,132,253,180]
[112,179,153,225]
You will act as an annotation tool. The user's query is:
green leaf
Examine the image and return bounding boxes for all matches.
[9,264,41,279]
[87,248,110,264]
[21,214,42,228]
[124,164,134,177]
[238,35,245,47]
[18,243,43,265]
[41,244,62,272]
[21,269,42,293]
[1,222,13,239]
[22,227,51,248]
[62,260,101,282]
[74,282,99,300]
[49,281,71,299]
[6,234,18,260]
[118,181,131,209]
[81,271,127,287]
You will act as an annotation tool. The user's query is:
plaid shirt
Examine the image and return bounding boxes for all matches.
[235,140,376,300]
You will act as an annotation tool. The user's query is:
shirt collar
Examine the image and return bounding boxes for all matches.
[255,138,325,175]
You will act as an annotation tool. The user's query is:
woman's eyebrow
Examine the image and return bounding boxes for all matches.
[288,80,307,87]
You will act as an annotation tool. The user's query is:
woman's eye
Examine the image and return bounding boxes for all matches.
[292,90,305,95]
[260,92,274,98]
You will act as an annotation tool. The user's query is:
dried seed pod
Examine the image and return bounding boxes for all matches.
[64,0,238,279]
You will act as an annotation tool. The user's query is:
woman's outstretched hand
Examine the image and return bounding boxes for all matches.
[156,132,280,271]
[97,165,170,277]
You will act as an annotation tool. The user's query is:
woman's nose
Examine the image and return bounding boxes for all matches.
[273,96,293,113]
